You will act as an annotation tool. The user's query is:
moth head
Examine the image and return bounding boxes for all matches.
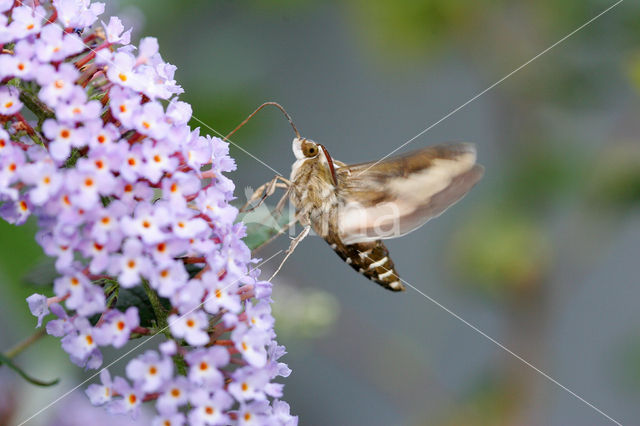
[292,137,320,160]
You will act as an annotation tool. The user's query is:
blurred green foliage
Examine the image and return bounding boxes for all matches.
[450,208,551,299]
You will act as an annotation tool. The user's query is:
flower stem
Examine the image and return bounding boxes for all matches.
[4,328,47,359]
[142,279,168,330]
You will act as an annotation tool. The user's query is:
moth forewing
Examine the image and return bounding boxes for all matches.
[335,143,483,245]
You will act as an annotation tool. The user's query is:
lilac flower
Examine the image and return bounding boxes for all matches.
[8,6,45,40]
[168,310,210,346]
[4,1,295,422]
[272,400,297,426]
[95,307,139,348]
[228,367,270,402]
[61,317,102,368]
[26,293,49,327]
[0,86,23,116]
[185,346,229,388]
[109,238,150,288]
[107,376,142,418]
[86,369,113,406]
[237,400,270,426]
[35,24,83,63]
[41,118,85,162]
[152,411,186,426]
[232,324,269,368]
[20,161,63,206]
[0,40,36,79]
[37,63,80,108]
[46,303,73,337]
[53,0,104,29]
[150,260,189,297]
[102,16,131,45]
[126,350,173,393]
[188,388,233,426]
[156,375,189,413]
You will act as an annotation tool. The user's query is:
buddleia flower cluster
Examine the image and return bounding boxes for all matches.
[0,1,296,424]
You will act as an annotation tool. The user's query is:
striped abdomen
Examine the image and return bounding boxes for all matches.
[325,234,405,292]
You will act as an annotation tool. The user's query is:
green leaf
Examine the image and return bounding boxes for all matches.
[115,285,170,328]
[0,352,59,387]
[115,286,157,328]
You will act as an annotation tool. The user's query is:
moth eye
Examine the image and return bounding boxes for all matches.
[302,141,318,158]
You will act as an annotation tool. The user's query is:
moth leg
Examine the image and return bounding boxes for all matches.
[273,185,292,216]
[268,225,311,281]
[240,175,290,213]
[251,216,299,253]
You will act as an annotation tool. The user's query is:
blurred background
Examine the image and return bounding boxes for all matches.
[2,0,640,424]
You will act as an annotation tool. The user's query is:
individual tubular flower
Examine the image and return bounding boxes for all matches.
[1,1,296,424]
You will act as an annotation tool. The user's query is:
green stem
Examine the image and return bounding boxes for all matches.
[18,88,54,125]
[142,279,168,330]
[4,328,47,359]
[141,281,187,376]
[172,353,187,376]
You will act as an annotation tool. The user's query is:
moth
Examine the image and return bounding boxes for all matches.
[232,103,484,292]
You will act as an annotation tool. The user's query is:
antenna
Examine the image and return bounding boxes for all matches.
[224,102,300,141]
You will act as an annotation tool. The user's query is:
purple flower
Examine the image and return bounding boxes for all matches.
[20,160,63,206]
[202,270,242,315]
[46,303,73,337]
[95,307,139,348]
[102,16,131,45]
[86,369,113,406]
[8,6,45,40]
[184,346,229,388]
[2,1,294,421]
[272,400,298,426]
[41,118,85,162]
[26,293,49,327]
[0,86,23,115]
[126,350,173,393]
[187,388,233,426]
[109,238,150,288]
[54,0,104,29]
[229,367,270,402]
[156,376,189,412]
[168,310,210,346]
[237,400,270,426]
[61,317,102,368]
[232,324,269,368]
[152,411,185,426]
[107,376,142,418]
[37,63,80,108]
[35,23,83,63]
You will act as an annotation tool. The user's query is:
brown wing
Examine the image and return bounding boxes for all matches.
[335,143,483,244]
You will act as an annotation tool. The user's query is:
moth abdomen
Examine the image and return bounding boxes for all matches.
[326,235,405,292]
